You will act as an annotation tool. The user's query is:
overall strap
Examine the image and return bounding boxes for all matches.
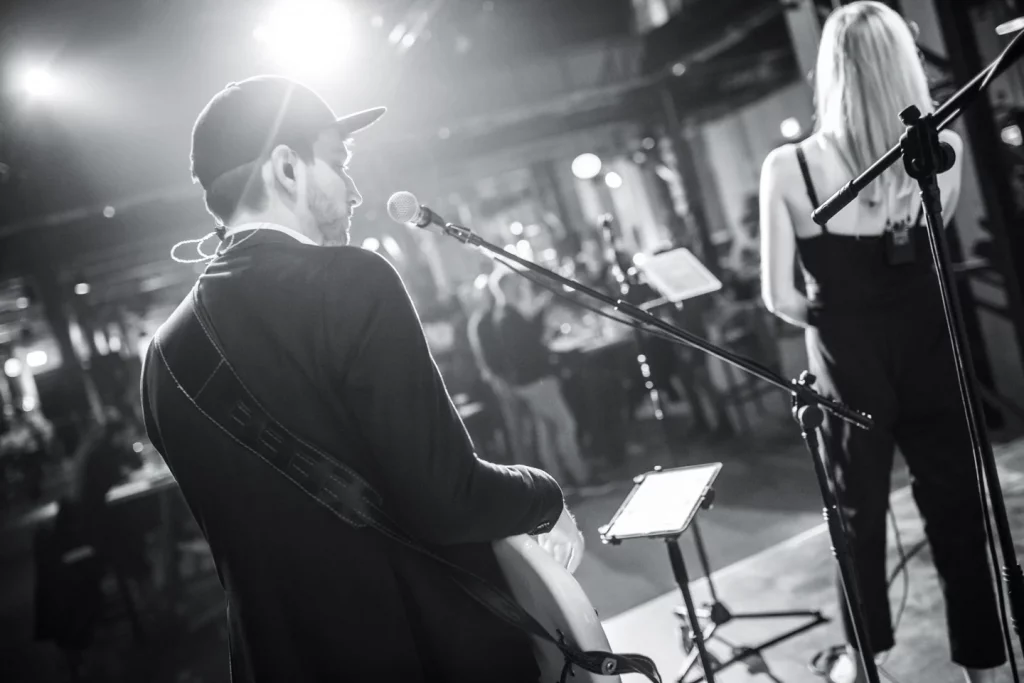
[795,145,828,234]
[152,286,661,683]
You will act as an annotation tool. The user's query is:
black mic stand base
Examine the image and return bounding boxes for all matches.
[793,372,882,683]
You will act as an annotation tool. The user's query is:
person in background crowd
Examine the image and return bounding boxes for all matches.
[477,267,591,489]
[759,4,1003,682]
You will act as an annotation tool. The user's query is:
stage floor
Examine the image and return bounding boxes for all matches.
[603,440,1024,683]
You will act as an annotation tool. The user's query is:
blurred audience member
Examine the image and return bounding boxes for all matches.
[477,268,590,488]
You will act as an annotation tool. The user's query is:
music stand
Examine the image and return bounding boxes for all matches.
[599,463,827,683]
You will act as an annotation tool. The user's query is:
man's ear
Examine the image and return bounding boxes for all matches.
[269,144,300,196]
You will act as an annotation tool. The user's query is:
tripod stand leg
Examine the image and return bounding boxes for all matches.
[794,375,881,683]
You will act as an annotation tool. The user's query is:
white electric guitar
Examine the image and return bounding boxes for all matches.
[493,535,621,682]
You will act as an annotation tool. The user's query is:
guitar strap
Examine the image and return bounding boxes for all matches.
[152,285,661,683]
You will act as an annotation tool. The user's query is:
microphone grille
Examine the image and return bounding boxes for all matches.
[387,191,420,224]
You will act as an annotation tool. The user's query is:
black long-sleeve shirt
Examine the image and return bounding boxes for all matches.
[141,229,563,681]
[475,304,554,388]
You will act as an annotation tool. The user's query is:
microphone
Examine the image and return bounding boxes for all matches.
[387,191,445,232]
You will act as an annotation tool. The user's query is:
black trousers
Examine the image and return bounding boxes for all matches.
[806,298,1005,668]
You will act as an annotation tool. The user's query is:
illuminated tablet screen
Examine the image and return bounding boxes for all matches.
[602,463,722,541]
[636,247,722,302]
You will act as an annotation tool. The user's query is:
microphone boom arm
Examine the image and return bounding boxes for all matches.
[440,219,872,430]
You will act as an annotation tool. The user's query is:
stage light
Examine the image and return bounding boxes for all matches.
[15,297,29,310]
[671,62,686,77]
[381,236,403,259]
[133,442,145,453]
[4,358,22,378]
[361,237,380,251]
[21,67,57,98]
[996,17,1024,35]
[74,282,90,296]
[1002,124,1023,147]
[254,0,352,78]
[26,350,48,368]
[780,117,802,140]
[510,221,524,236]
[22,396,37,412]
[103,205,116,218]
[604,171,623,189]
[572,153,602,180]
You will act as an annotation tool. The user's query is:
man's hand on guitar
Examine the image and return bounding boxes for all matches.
[535,505,585,574]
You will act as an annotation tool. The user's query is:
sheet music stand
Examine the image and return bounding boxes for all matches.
[599,463,828,683]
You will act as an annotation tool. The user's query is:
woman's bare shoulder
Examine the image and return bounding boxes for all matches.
[761,143,801,186]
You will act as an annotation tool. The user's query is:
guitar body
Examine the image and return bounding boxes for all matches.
[493,535,621,683]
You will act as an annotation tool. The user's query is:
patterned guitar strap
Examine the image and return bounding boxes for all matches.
[152,285,661,683]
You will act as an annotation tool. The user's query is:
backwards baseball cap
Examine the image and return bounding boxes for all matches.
[190,75,385,190]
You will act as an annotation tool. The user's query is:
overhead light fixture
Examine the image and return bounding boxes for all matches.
[26,350,48,368]
[3,358,22,378]
[253,0,352,79]
[571,153,603,180]
[996,17,1024,36]
[21,66,58,98]
[1002,124,1023,147]
[780,117,803,140]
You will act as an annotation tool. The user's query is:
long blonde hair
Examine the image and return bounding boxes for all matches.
[814,1,931,207]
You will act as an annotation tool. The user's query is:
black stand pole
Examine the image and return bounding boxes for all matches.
[407,213,879,682]
[811,26,1024,660]
[901,105,1024,653]
[793,372,880,683]
[667,536,717,683]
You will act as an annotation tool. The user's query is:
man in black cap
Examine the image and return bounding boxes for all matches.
[140,75,579,682]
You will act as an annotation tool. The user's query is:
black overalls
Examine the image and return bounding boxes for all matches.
[794,145,1004,667]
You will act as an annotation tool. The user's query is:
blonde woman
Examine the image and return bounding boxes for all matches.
[759,3,1003,682]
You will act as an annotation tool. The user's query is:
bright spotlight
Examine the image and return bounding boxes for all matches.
[572,153,602,180]
[74,282,90,296]
[361,237,380,251]
[3,358,22,378]
[22,67,57,98]
[604,171,623,189]
[26,350,48,368]
[780,117,802,140]
[254,0,351,78]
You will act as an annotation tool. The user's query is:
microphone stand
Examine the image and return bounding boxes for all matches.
[428,218,883,683]
[813,27,1024,663]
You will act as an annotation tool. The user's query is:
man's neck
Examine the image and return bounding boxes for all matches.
[228,211,319,245]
